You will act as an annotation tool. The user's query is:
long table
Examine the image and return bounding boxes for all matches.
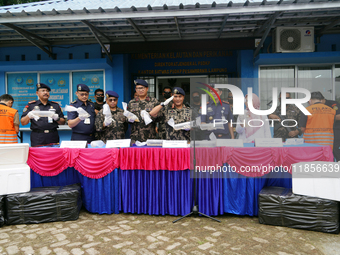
[28,145,334,216]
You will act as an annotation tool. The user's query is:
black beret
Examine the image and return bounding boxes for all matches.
[36,83,51,91]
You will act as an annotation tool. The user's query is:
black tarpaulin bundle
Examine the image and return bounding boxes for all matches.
[259,186,340,234]
[0,196,4,227]
[5,184,82,225]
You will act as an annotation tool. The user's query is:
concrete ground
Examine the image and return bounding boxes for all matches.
[1,210,340,255]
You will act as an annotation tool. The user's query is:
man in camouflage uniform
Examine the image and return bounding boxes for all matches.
[150,87,191,142]
[95,90,127,143]
[268,92,302,141]
[127,79,160,143]
[157,86,172,139]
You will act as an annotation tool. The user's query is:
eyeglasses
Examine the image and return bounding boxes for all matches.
[108,98,117,102]
[135,87,146,91]
[78,93,89,97]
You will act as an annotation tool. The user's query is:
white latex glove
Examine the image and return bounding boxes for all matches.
[104,116,113,126]
[122,102,140,123]
[27,111,40,121]
[162,96,174,106]
[78,114,87,121]
[52,114,59,121]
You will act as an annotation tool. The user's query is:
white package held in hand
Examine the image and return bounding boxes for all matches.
[65,105,90,119]
[103,104,115,123]
[31,110,55,118]
[140,110,153,125]
[102,104,111,116]
[122,102,139,123]
[168,118,192,131]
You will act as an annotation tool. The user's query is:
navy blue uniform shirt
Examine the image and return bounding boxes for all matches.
[201,101,233,138]
[67,99,95,135]
[21,100,63,131]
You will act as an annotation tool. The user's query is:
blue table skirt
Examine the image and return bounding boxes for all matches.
[223,166,292,216]
[30,167,119,214]
[30,166,290,217]
[119,169,223,216]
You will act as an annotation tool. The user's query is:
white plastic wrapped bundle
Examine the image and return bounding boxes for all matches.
[30,110,55,118]
[168,118,192,131]
[140,110,153,125]
[64,105,90,118]
[102,104,111,116]
[90,140,106,148]
[102,104,115,125]
[122,102,139,122]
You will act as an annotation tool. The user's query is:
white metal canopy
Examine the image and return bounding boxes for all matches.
[1,0,340,57]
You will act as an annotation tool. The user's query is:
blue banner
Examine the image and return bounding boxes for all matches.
[40,72,70,112]
[7,73,38,116]
[72,71,104,102]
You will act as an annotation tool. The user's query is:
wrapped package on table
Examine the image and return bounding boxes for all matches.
[259,186,339,234]
[5,184,82,225]
[0,195,4,227]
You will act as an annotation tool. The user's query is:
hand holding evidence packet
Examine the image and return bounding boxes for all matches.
[168,118,192,131]
[194,116,223,131]
[30,110,55,118]
[103,104,115,123]
[140,110,153,125]
[122,102,140,123]
[64,105,91,119]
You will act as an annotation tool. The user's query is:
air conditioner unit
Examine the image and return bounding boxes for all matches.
[273,27,315,53]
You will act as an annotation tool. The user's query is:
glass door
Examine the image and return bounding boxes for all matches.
[297,66,333,101]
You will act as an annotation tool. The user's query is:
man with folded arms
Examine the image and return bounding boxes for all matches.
[95,90,127,143]
[21,83,65,146]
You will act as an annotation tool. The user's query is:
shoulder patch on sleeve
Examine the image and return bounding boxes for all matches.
[23,107,28,112]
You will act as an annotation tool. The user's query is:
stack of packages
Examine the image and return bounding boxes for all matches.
[259,186,339,234]
[0,144,83,226]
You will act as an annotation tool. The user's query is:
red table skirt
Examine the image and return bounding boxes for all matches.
[27,146,334,178]
[27,147,119,179]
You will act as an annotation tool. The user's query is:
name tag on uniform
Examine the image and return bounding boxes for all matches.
[84,118,90,124]
[48,117,53,123]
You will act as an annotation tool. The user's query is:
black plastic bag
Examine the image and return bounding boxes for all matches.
[259,186,339,234]
[6,184,82,225]
[0,195,5,227]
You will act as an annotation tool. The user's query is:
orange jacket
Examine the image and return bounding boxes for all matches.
[304,103,335,149]
[0,104,18,144]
